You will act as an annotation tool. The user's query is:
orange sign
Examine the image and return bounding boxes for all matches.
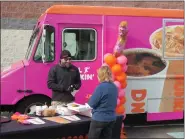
[173,77,184,112]
[131,89,147,113]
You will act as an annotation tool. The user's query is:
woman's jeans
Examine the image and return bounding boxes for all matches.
[88,119,116,139]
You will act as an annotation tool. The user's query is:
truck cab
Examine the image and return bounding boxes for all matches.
[1,6,103,114]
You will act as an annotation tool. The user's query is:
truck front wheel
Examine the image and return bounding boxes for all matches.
[16,95,51,114]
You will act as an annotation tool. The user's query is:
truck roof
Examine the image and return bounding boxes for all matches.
[45,5,184,18]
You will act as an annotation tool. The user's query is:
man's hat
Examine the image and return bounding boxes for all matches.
[60,50,71,59]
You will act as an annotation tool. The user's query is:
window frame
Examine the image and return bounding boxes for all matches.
[33,26,55,63]
[25,27,40,61]
[162,18,184,60]
[62,28,97,62]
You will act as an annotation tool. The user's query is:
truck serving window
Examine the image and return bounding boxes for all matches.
[62,28,96,61]
[34,26,55,62]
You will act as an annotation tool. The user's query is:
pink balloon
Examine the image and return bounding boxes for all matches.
[112,74,115,80]
[122,123,125,128]
[122,65,128,72]
[118,90,125,97]
[114,81,121,89]
[118,88,125,93]
[123,113,126,120]
[117,98,120,105]
[117,55,127,65]
[103,53,112,61]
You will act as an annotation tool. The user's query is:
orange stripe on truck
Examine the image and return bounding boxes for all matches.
[45,5,184,18]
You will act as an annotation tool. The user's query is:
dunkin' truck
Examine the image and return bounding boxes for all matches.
[1,5,184,122]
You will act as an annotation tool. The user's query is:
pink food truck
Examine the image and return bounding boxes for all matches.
[1,5,184,122]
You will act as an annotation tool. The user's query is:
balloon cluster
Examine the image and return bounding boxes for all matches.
[103,53,128,116]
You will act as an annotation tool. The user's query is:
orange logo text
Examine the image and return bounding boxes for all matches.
[131,89,146,113]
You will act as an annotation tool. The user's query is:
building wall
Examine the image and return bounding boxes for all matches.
[1,1,184,69]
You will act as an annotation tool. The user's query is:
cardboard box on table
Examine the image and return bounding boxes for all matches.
[67,103,92,117]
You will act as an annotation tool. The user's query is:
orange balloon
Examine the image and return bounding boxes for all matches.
[116,105,125,114]
[116,72,127,82]
[18,115,29,120]
[112,64,122,75]
[11,115,19,120]
[119,96,126,104]
[104,54,116,67]
[121,80,127,89]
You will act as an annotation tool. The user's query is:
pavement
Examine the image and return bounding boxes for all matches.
[122,113,184,138]
[124,124,184,138]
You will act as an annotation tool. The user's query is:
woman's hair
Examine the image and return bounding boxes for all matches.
[97,66,113,82]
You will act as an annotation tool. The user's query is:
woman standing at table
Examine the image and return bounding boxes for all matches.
[87,66,118,139]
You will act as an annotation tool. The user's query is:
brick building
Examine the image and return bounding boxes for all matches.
[1,1,184,69]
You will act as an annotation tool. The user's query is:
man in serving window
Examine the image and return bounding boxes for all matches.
[47,50,81,107]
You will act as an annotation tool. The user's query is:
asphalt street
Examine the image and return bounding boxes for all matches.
[124,124,184,138]
[122,114,184,138]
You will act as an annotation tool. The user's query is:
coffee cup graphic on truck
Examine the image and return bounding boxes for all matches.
[123,48,169,113]
[123,24,184,113]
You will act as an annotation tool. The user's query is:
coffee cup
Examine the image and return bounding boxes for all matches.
[123,48,169,113]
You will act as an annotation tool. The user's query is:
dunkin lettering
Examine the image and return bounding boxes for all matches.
[131,89,147,113]
[78,67,95,81]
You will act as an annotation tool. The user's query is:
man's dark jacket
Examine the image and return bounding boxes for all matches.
[47,64,81,103]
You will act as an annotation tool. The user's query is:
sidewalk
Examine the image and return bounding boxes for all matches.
[124,124,184,138]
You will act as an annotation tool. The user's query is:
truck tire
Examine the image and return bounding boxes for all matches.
[16,96,51,114]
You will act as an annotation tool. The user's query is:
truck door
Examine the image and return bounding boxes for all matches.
[60,23,103,104]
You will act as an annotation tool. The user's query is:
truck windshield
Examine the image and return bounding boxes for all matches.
[25,27,40,60]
